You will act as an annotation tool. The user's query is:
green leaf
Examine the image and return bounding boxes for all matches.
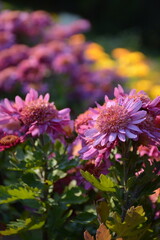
[61,184,89,205]
[0,218,45,235]
[106,206,148,239]
[81,171,116,192]
[73,212,97,224]
[0,185,40,204]
[96,199,110,224]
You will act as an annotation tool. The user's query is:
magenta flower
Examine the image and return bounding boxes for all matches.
[0,67,19,92]
[20,10,52,37]
[0,31,15,50]
[0,131,24,152]
[17,58,47,83]
[79,142,114,166]
[84,97,146,145]
[114,84,151,107]
[114,85,160,144]
[75,108,96,135]
[0,89,73,141]
[52,52,77,74]
[0,10,26,32]
[139,112,160,144]
[0,44,29,71]
[78,94,147,165]
[138,145,160,162]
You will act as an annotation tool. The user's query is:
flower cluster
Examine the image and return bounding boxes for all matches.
[0,10,124,109]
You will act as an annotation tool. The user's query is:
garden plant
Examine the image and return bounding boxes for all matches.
[0,9,159,240]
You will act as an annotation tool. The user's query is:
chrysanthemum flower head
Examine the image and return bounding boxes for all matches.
[139,112,160,144]
[52,52,77,74]
[86,97,146,145]
[78,89,148,165]
[0,89,73,142]
[114,84,150,107]
[0,132,24,151]
[75,108,97,135]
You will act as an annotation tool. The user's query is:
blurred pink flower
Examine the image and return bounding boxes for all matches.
[0,31,15,50]
[0,44,29,70]
[0,67,19,92]
[138,145,160,162]
[52,52,77,74]
[17,58,47,83]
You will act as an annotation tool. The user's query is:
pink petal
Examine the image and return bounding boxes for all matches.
[128,101,142,114]
[131,118,146,124]
[125,129,137,139]
[131,110,147,119]
[44,93,50,102]
[30,127,40,136]
[4,99,15,112]
[118,133,126,142]
[93,134,106,146]
[59,108,70,117]
[30,88,38,100]
[15,96,24,110]
[127,124,142,132]
[119,128,125,134]
[85,128,98,137]
[83,147,97,159]
[108,132,117,142]
[101,137,108,146]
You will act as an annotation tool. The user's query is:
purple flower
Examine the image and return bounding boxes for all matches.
[0,10,27,32]
[85,97,146,144]
[17,58,47,83]
[0,89,73,142]
[0,44,29,71]
[19,11,52,37]
[52,52,77,74]
[114,84,150,107]
[43,19,90,42]
[77,89,149,165]
[0,31,15,50]
[114,86,160,144]
[0,67,19,92]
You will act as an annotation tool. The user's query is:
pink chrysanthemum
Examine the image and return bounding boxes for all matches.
[52,52,77,74]
[84,97,146,144]
[0,89,73,141]
[78,96,147,165]
[114,84,151,107]
[0,133,24,151]
[138,145,160,162]
[75,108,97,135]
[139,112,160,144]
[114,85,160,144]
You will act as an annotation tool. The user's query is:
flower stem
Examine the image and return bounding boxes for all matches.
[40,135,49,240]
[121,141,130,222]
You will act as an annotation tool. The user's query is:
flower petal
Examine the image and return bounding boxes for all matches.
[127,124,142,132]
[125,129,137,139]
[118,133,126,142]
[108,132,117,142]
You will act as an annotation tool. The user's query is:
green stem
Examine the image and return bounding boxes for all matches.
[121,141,130,222]
[40,135,49,240]
[121,158,128,221]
